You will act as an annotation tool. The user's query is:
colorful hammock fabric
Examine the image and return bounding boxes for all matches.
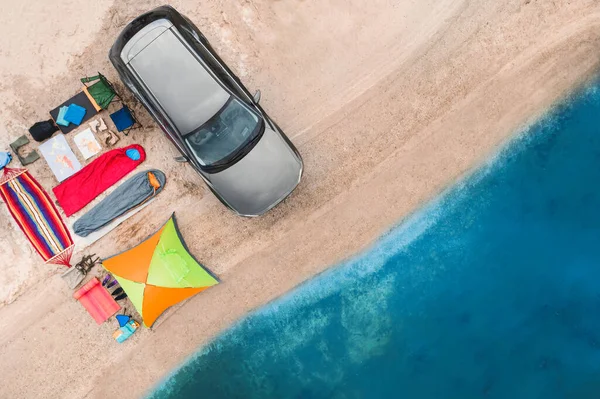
[0,168,74,267]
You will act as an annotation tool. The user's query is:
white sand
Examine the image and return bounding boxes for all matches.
[0,0,599,397]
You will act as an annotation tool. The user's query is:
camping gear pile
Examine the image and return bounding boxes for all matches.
[0,71,219,339]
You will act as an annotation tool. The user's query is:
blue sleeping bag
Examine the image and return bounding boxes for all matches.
[73,169,166,237]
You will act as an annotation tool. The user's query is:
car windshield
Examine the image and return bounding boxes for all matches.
[184,98,261,167]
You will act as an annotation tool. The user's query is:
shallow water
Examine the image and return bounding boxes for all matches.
[149,78,600,399]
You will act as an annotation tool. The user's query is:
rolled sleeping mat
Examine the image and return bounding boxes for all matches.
[73,169,166,237]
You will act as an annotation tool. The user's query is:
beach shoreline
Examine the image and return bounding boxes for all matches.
[1,1,600,398]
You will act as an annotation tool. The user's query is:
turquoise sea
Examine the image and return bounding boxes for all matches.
[149,78,600,399]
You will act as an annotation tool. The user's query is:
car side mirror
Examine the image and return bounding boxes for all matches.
[253,90,261,104]
[174,156,188,163]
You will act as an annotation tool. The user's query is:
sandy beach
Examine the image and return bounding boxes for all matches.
[1,0,599,397]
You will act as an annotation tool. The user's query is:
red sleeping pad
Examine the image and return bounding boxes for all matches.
[73,277,120,324]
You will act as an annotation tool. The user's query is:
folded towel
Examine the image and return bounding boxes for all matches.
[56,106,70,127]
[64,103,87,125]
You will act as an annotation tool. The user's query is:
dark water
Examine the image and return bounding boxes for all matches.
[149,79,600,399]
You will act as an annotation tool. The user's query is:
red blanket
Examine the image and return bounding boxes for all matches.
[53,145,145,216]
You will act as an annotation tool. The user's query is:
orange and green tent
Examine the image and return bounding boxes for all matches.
[102,214,218,327]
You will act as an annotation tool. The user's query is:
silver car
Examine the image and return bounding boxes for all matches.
[109,5,303,216]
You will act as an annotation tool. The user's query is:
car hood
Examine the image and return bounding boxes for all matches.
[207,127,303,216]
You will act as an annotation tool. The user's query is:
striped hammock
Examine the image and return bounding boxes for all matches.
[0,168,73,267]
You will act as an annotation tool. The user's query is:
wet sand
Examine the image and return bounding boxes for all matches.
[0,0,599,398]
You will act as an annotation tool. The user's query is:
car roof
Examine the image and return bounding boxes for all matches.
[121,18,230,135]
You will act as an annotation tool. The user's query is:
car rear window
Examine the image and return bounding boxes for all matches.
[128,29,230,134]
